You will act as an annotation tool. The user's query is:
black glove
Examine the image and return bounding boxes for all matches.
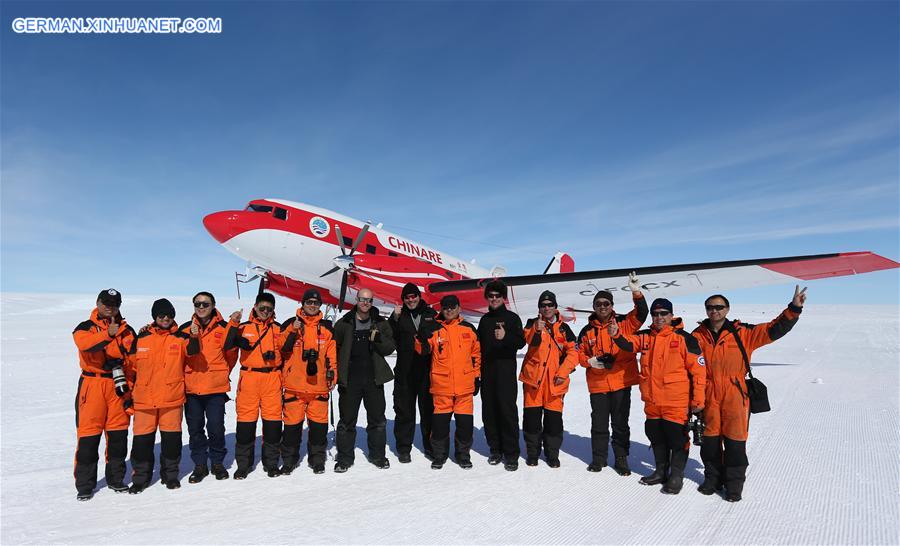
[473,377,481,396]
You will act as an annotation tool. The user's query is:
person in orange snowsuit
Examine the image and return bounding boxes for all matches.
[416,295,481,470]
[520,290,579,468]
[279,289,337,475]
[691,286,806,502]
[224,292,285,479]
[71,289,137,501]
[127,298,199,493]
[611,298,706,494]
[576,272,647,475]
[179,291,237,483]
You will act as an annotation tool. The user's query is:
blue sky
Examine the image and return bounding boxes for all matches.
[2,1,897,304]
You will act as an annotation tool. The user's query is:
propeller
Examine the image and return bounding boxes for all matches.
[319,222,371,309]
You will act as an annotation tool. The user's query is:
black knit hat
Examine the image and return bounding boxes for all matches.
[593,290,614,304]
[483,280,507,299]
[255,292,276,306]
[440,295,460,309]
[650,298,673,313]
[151,298,176,319]
[302,289,322,303]
[401,282,421,299]
[538,290,557,307]
[97,288,122,307]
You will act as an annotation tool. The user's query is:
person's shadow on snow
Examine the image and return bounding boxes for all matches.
[560,429,704,484]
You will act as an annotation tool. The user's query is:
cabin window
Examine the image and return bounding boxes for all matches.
[273,207,288,220]
[388,251,398,257]
[366,244,376,255]
[343,236,353,248]
[246,204,273,213]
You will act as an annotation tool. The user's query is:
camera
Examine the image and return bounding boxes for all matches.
[262,350,277,361]
[325,369,335,383]
[111,365,129,396]
[303,348,319,375]
[689,412,705,446]
[597,353,615,370]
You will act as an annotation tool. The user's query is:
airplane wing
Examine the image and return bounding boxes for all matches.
[425,252,899,316]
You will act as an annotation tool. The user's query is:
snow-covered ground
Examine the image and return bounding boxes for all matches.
[1,293,897,545]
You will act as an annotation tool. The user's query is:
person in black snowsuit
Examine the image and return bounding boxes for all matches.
[476,280,526,471]
[389,282,439,463]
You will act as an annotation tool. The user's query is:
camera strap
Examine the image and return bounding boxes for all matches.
[723,321,754,379]
[248,323,272,354]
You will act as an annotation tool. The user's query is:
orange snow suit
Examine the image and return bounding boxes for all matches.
[72,309,137,436]
[226,312,285,422]
[179,310,237,396]
[280,311,337,425]
[417,316,481,415]
[521,314,579,412]
[613,318,706,425]
[691,304,802,440]
[129,324,197,434]
[577,293,647,393]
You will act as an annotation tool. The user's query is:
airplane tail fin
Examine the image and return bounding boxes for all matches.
[543,252,575,274]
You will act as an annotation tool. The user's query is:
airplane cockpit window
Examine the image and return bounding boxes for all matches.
[365,244,376,255]
[246,204,273,213]
[273,207,288,220]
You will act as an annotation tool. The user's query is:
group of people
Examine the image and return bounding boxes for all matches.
[72,277,806,504]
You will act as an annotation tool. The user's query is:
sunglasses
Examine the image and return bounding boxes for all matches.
[155,313,174,319]
[193,301,212,309]
[593,301,612,308]
[403,294,419,300]
[486,293,503,299]
[357,297,373,304]
[442,305,459,311]
[256,306,274,313]
[650,311,671,317]
[705,304,727,311]
[539,303,556,309]
[303,299,322,306]
[100,301,120,309]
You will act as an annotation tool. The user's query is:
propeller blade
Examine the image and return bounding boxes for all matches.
[335,224,347,256]
[338,272,349,310]
[349,222,371,255]
[257,276,266,296]
[320,266,340,278]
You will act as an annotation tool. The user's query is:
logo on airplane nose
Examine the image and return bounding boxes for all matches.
[310,216,330,238]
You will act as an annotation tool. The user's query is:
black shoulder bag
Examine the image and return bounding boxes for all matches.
[727,323,771,414]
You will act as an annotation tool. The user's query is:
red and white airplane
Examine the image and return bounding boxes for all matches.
[203,198,899,317]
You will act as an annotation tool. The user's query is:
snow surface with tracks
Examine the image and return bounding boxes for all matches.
[1,294,897,545]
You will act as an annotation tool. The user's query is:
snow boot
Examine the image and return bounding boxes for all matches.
[661,448,688,494]
[211,464,229,480]
[614,456,631,476]
[189,464,209,484]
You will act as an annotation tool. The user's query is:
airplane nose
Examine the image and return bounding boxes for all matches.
[203,211,245,243]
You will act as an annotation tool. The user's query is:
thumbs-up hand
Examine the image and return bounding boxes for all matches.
[108,316,120,337]
[230,309,243,323]
[494,322,506,340]
[190,319,200,336]
[607,317,619,337]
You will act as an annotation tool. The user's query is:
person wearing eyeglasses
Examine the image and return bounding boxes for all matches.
[224,292,285,479]
[278,289,338,475]
[388,282,438,463]
[127,299,200,493]
[71,289,138,501]
[576,272,648,476]
[475,279,525,471]
[178,291,238,483]
[520,290,580,468]
[691,286,806,502]
[333,288,396,472]
[415,295,481,470]
[609,298,706,495]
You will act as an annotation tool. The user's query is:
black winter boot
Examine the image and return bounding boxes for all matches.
[640,419,668,485]
[234,421,257,478]
[699,435,724,495]
[261,419,283,475]
[723,437,749,502]
[159,430,182,486]
[522,407,543,463]
[306,421,328,471]
[189,465,209,484]
[613,456,631,476]
[129,433,155,491]
[661,448,688,494]
[279,422,302,475]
